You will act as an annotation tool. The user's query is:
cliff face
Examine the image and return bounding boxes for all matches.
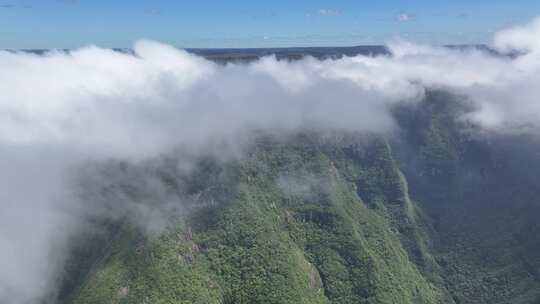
[394,91,540,304]
[64,92,540,304]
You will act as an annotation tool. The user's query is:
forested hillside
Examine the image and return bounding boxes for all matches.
[61,91,540,304]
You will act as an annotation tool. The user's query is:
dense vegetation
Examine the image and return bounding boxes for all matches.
[62,91,540,304]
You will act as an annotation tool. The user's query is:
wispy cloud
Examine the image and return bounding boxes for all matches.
[0,3,32,9]
[318,9,340,16]
[397,13,416,22]
[456,12,470,19]
[56,0,78,5]
[144,8,161,16]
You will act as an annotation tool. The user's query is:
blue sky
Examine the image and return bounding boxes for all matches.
[1,0,539,49]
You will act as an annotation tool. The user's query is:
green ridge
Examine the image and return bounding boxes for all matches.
[68,135,446,304]
[65,91,540,304]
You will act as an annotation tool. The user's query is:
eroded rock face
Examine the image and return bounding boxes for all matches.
[118,286,129,298]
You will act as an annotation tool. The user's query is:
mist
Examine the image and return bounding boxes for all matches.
[2,16,540,304]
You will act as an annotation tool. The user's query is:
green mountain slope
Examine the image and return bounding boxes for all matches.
[66,134,449,304]
[62,91,540,304]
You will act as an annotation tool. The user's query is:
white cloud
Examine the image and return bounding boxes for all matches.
[318,9,340,16]
[494,16,540,54]
[397,13,416,22]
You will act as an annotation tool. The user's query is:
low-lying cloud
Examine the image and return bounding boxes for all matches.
[2,15,540,304]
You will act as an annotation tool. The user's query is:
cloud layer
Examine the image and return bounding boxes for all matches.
[2,16,540,304]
